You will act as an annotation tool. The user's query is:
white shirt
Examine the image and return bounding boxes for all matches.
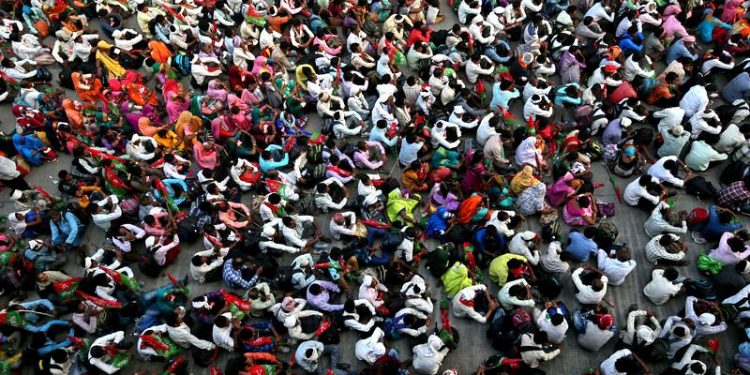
[644,269,682,305]
[715,123,746,153]
[596,249,636,285]
[600,349,632,375]
[88,331,125,374]
[623,176,660,206]
[91,196,122,231]
[648,156,685,187]
[212,312,235,351]
[452,285,488,323]
[572,268,608,304]
[644,201,688,237]
[355,327,386,365]
[645,234,685,264]
[679,85,709,118]
[653,107,685,131]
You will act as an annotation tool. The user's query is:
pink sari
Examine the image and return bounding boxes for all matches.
[562,197,593,227]
[193,143,219,169]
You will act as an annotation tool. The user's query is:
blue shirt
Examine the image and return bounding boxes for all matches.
[50,211,82,246]
[666,39,698,65]
[566,231,599,262]
[490,85,520,112]
[259,144,289,173]
[703,206,743,241]
[222,261,258,289]
[723,72,750,103]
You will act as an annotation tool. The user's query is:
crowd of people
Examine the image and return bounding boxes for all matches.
[2,0,750,372]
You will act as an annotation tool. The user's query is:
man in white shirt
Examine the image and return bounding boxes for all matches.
[190,248,226,283]
[259,219,302,254]
[508,231,541,266]
[644,268,683,305]
[314,178,348,212]
[281,215,317,250]
[534,303,569,344]
[452,284,498,323]
[212,312,236,351]
[329,212,360,240]
[88,331,127,374]
[90,195,122,231]
[648,156,692,187]
[596,247,636,286]
[623,175,663,211]
[572,267,608,305]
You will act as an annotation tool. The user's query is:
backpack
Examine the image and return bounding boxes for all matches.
[541,220,560,243]
[177,217,200,243]
[688,208,709,226]
[686,278,717,300]
[685,176,718,200]
[381,231,404,252]
[381,317,403,340]
[307,144,323,163]
[243,229,263,256]
[720,160,749,185]
[275,266,303,291]
[595,220,619,249]
[321,118,335,135]
[641,337,670,362]
[191,347,218,368]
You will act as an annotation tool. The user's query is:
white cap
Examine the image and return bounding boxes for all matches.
[29,239,43,249]
[10,189,23,200]
[671,125,685,136]
[699,312,716,326]
[636,326,656,345]
[620,117,632,128]
[262,225,276,237]
[145,236,156,249]
[453,106,465,115]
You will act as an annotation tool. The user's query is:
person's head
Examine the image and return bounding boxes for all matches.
[344,299,355,312]
[664,267,679,281]
[583,227,598,239]
[90,346,106,359]
[192,254,207,267]
[507,258,523,271]
[49,209,61,221]
[268,193,281,205]
[509,284,526,298]
[308,283,322,295]
[577,195,591,208]
[316,183,329,194]
[663,159,679,175]
[533,331,548,344]
[659,234,676,248]
[616,247,631,262]
[614,355,637,373]
[232,257,244,269]
[282,216,296,228]
[51,348,69,363]
[550,314,565,326]
[214,315,230,328]
[590,278,604,292]
[729,236,746,253]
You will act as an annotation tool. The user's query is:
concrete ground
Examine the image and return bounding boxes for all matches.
[0,1,747,374]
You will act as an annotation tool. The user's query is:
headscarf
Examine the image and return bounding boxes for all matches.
[517,182,546,216]
[510,165,540,195]
[95,40,126,78]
